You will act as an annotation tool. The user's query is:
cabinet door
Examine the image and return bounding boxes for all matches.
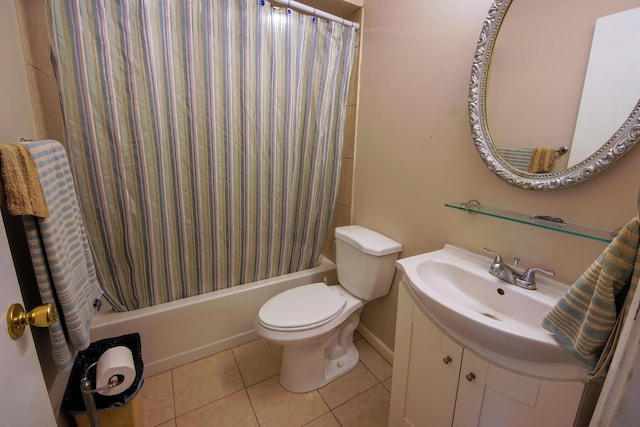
[453,348,489,427]
[404,306,464,427]
[389,283,416,426]
[477,362,584,427]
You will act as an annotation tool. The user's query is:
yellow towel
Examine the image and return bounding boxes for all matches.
[528,148,555,173]
[0,143,49,217]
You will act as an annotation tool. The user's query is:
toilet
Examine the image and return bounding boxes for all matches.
[254,225,402,392]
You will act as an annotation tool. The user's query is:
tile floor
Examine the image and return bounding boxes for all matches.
[140,333,393,427]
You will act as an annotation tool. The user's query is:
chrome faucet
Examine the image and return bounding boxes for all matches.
[483,248,554,290]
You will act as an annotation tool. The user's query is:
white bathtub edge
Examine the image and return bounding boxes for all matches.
[145,330,259,376]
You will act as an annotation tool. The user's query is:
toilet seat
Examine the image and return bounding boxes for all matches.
[258,283,347,331]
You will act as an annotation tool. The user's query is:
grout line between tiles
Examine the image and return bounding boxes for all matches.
[357,355,391,384]
[228,346,262,425]
[313,387,335,426]
[330,380,383,413]
[243,379,263,426]
[303,411,343,427]
[229,347,251,390]
[172,386,246,423]
[168,369,176,426]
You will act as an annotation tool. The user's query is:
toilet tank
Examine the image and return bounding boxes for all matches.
[334,225,402,301]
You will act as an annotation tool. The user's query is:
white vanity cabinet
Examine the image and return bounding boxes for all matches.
[390,281,586,427]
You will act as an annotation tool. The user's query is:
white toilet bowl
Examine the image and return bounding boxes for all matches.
[254,283,364,392]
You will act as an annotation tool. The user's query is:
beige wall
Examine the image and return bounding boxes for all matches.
[355,0,640,350]
[0,1,36,141]
[15,0,65,144]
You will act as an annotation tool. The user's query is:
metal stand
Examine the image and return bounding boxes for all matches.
[79,362,125,427]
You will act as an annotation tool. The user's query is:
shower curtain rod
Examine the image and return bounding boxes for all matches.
[270,0,360,30]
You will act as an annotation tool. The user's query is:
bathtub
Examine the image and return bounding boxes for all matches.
[90,257,337,376]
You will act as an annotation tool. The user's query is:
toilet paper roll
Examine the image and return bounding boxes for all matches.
[96,346,136,396]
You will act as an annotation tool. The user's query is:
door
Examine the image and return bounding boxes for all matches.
[1,2,58,424]
[0,216,57,426]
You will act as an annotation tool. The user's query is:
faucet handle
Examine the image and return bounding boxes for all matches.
[515,267,555,290]
[483,248,503,264]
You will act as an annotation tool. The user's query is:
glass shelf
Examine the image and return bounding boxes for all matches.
[445,201,617,243]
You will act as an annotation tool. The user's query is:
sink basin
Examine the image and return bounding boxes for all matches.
[396,244,576,365]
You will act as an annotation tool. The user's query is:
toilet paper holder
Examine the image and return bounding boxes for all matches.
[63,333,143,427]
[80,361,125,427]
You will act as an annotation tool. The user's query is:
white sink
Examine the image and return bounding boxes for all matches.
[396,244,575,364]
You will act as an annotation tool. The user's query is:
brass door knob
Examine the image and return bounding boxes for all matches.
[6,302,57,339]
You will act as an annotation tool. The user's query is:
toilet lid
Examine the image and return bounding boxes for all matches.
[258,283,347,331]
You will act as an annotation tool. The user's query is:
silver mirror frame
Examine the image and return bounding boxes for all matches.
[469,0,640,190]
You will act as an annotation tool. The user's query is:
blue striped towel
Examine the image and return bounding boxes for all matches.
[542,217,640,379]
[21,140,102,371]
[496,146,534,171]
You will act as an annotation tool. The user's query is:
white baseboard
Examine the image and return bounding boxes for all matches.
[357,323,394,365]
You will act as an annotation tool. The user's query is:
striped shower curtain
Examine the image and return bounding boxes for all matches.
[46,0,356,310]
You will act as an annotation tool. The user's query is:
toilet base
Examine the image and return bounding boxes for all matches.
[279,340,360,393]
[278,311,361,393]
[324,344,359,385]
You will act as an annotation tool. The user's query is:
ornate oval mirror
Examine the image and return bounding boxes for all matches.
[469,0,640,190]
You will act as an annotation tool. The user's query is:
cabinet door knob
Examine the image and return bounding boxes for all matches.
[443,355,452,364]
[465,372,476,382]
